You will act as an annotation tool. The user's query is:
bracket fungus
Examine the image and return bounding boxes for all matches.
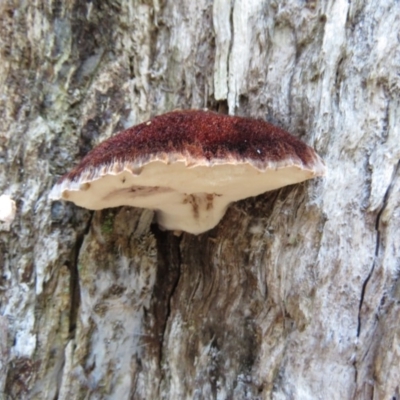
[50,110,325,234]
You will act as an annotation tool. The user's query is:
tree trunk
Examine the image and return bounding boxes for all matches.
[1,1,399,399]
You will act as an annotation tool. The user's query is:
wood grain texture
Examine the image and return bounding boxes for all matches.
[0,0,399,399]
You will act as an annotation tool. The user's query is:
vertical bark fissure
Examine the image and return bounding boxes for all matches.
[223,0,233,111]
[152,230,183,394]
[50,215,93,399]
[227,1,233,81]
[161,237,182,342]
[68,214,93,336]
[354,160,400,385]
[357,159,400,337]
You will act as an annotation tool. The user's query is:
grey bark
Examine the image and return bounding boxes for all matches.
[1,1,399,399]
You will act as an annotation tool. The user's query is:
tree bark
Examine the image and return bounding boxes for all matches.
[1,1,399,399]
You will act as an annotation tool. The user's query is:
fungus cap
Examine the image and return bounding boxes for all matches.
[49,110,325,234]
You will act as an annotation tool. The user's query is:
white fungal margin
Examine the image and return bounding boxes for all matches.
[50,154,325,234]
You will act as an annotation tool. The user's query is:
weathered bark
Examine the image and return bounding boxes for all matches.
[1,1,399,399]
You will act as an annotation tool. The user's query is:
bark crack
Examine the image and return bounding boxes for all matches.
[354,160,400,384]
[224,0,233,108]
[357,160,399,337]
[151,229,182,394]
[163,236,182,332]
[68,214,93,336]
[54,214,93,400]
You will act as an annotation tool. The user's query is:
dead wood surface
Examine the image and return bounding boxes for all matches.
[0,1,399,399]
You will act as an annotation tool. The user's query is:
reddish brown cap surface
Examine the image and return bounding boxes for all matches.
[60,110,323,182]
